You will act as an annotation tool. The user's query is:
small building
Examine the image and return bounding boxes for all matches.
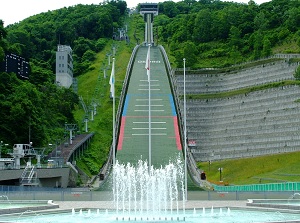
[55,45,73,88]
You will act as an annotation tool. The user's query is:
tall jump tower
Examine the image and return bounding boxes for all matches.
[139,3,158,45]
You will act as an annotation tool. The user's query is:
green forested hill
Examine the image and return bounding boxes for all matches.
[155,0,300,68]
[0,1,127,149]
[0,0,300,181]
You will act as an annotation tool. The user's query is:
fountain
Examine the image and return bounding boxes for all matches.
[1,161,300,222]
[112,158,185,216]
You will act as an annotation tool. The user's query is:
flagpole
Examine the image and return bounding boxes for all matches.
[111,57,116,206]
[112,57,116,166]
[148,44,151,170]
[183,58,187,201]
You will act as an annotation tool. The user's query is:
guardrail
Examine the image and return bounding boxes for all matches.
[158,45,204,187]
[213,182,300,192]
[0,189,299,201]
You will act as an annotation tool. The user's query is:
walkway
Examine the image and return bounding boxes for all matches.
[48,133,94,163]
[55,200,248,210]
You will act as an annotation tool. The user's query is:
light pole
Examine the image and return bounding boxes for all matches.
[106,53,112,66]
[183,58,187,201]
[48,142,57,157]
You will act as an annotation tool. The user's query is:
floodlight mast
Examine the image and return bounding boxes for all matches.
[148,44,151,170]
[183,58,187,201]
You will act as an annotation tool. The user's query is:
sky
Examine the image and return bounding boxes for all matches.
[0,0,271,27]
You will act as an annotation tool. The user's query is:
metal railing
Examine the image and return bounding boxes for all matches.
[213,182,300,192]
[159,45,203,186]
[0,187,299,201]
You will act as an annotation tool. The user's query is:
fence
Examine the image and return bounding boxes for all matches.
[213,182,300,192]
[0,186,299,201]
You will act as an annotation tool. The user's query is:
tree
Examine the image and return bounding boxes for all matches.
[73,37,95,58]
[0,20,7,61]
[262,37,271,57]
[252,31,263,59]
[295,65,300,80]
[8,81,45,145]
[228,26,242,49]
[29,59,54,86]
[174,41,197,67]
[160,1,180,18]
[193,9,213,43]
[254,11,268,31]
[6,29,34,58]
[230,46,242,64]
[284,8,300,32]
[82,49,96,62]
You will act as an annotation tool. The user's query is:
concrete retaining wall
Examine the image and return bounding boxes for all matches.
[0,168,70,188]
[174,58,300,161]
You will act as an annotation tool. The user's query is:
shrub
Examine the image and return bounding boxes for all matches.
[294,66,300,79]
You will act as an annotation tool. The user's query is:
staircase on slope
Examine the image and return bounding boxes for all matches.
[20,163,39,186]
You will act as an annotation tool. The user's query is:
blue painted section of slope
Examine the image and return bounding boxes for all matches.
[122,95,130,116]
[169,94,177,116]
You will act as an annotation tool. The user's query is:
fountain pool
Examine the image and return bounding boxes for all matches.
[0,198,58,214]
[0,207,300,223]
[248,198,300,210]
[1,161,300,223]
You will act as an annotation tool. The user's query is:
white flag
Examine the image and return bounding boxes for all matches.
[109,59,115,98]
[145,45,150,82]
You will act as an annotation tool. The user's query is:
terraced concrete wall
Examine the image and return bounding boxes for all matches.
[173,58,300,161]
[175,61,298,94]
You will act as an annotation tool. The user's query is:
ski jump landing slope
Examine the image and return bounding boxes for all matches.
[116,46,183,167]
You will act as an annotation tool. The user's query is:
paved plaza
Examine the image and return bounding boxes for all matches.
[54,200,248,210]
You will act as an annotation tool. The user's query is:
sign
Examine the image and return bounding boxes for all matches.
[188,140,196,147]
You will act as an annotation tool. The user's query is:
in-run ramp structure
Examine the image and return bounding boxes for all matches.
[98,4,203,189]
[116,46,182,167]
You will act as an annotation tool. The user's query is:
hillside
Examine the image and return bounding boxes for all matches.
[198,151,300,185]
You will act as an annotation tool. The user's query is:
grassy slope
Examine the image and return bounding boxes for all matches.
[198,151,300,185]
[74,41,134,176]
[73,16,139,177]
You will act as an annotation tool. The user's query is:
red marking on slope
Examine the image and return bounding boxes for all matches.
[126,116,174,118]
[173,117,182,150]
[117,117,126,150]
